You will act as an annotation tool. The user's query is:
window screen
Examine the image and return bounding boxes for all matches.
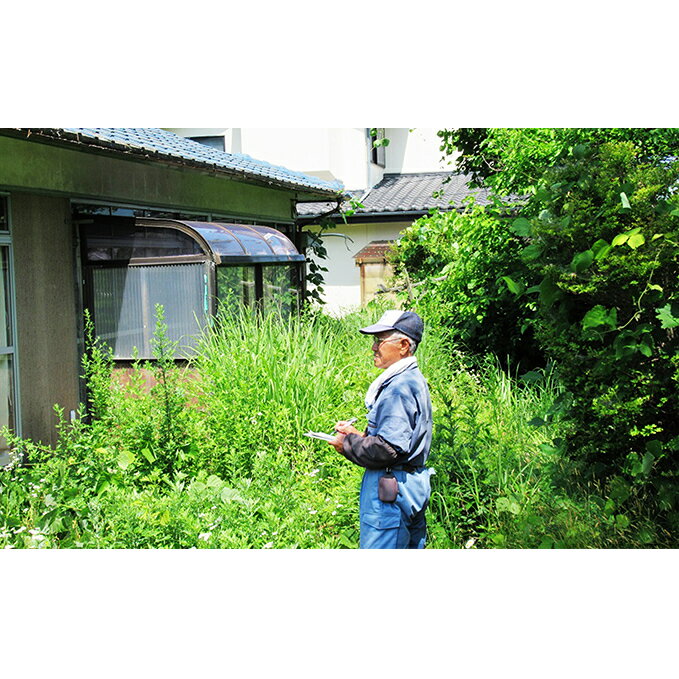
[90,263,208,359]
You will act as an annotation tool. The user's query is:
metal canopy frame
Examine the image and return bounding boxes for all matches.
[135,218,306,265]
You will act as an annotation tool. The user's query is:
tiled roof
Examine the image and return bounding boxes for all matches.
[353,240,395,261]
[7,128,344,196]
[296,171,492,217]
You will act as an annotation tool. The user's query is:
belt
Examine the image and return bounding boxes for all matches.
[391,464,424,473]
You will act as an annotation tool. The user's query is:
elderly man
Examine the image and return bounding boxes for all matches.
[329,310,434,549]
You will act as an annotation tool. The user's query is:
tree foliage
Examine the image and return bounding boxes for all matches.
[394,128,679,530]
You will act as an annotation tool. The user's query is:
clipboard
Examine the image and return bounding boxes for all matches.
[303,431,337,442]
[303,417,358,442]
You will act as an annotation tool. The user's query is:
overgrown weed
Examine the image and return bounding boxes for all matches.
[0,303,671,548]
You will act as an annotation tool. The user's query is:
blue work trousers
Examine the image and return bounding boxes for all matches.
[359,467,434,549]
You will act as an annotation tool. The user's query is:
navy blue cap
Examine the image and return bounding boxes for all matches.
[359,310,424,344]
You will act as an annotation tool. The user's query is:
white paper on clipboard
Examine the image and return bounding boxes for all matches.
[303,431,336,442]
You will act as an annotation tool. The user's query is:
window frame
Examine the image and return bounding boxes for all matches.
[368,128,387,167]
[187,135,226,152]
[0,193,22,460]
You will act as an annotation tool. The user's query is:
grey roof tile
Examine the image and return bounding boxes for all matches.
[296,171,491,217]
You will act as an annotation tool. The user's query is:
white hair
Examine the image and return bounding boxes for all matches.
[386,330,418,354]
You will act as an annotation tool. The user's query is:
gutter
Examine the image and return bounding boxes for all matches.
[296,207,462,225]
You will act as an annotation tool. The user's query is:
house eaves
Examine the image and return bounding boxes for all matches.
[1,128,346,201]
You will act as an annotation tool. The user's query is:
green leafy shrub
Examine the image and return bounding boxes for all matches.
[511,140,679,531]
[392,201,541,367]
[394,128,679,535]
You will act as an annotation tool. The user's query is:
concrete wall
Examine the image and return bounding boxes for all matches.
[11,193,80,446]
[384,128,449,174]
[0,135,302,223]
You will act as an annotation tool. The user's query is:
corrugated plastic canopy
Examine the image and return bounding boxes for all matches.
[136,219,306,264]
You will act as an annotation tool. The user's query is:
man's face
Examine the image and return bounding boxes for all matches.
[371,331,408,370]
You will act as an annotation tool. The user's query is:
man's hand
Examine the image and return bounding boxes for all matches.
[329,421,363,452]
[334,420,362,436]
[328,432,346,453]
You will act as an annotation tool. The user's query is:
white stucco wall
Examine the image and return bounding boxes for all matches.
[166,128,372,189]
[309,221,411,316]
[165,128,449,191]
[384,128,449,174]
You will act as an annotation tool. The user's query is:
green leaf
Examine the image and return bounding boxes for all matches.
[511,217,532,236]
[496,497,521,515]
[615,514,631,530]
[654,200,671,216]
[501,276,523,295]
[573,144,587,159]
[591,239,612,260]
[656,304,679,329]
[638,340,653,357]
[641,452,655,475]
[117,449,136,470]
[582,305,617,331]
[221,487,246,503]
[611,233,628,247]
[520,243,543,262]
[626,232,645,249]
[670,209,679,217]
[645,440,663,457]
[96,479,110,495]
[570,249,594,273]
[141,448,156,464]
[538,277,561,306]
[620,192,631,210]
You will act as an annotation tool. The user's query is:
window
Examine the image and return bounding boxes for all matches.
[79,214,306,360]
[0,195,19,463]
[368,128,387,167]
[263,265,298,315]
[0,197,8,232]
[188,136,226,152]
[216,266,256,312]
[88,263,210,359]
[81,218,211,360]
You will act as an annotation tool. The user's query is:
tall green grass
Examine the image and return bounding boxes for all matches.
[0,303,668,548]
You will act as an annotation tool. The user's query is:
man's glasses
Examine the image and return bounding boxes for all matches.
[372,337,402,350]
